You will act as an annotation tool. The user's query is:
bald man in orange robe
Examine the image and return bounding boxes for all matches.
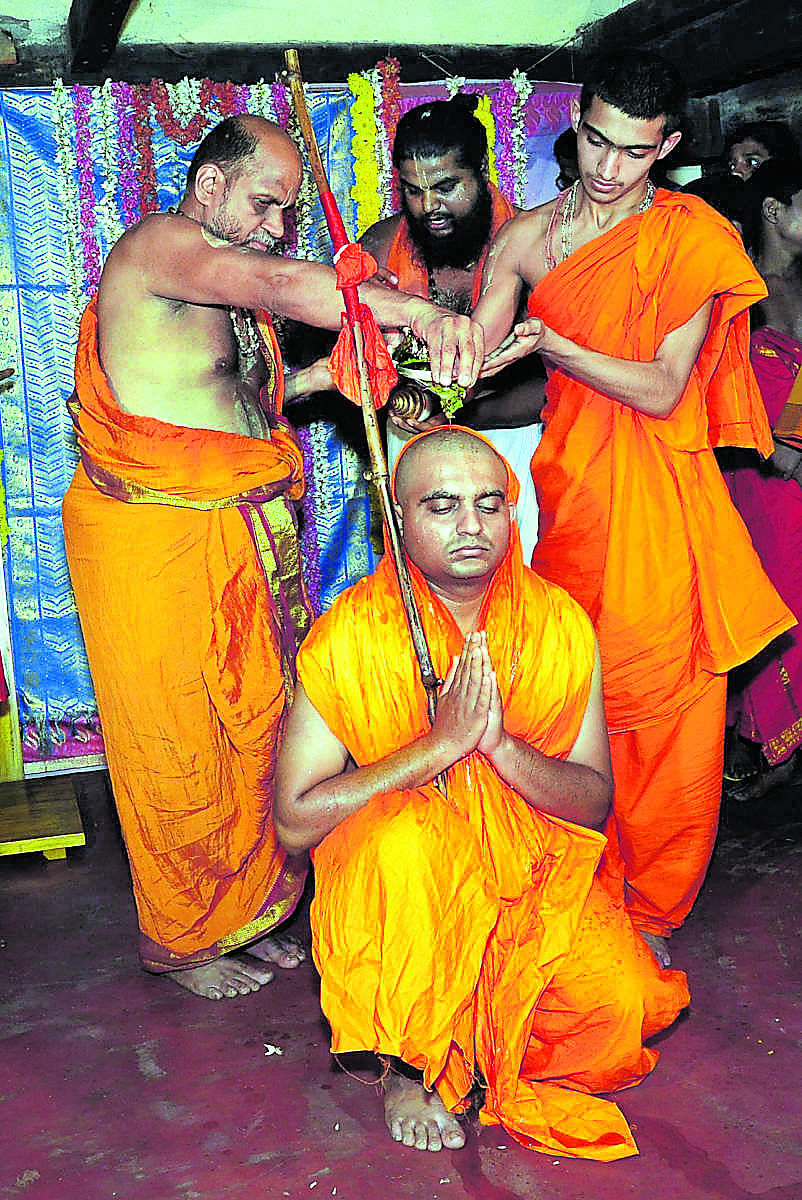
[62,115,483,1001]
[275,427,689,1160]
[474,50,795,967]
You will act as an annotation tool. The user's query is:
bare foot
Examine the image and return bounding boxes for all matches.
[244,932,306,969]
[168,955,276,1000]
[383,1072,466,1152]
[640,930,672,968]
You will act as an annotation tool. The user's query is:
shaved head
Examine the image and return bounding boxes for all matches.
[394,427,509,505]
[186,115,301,191]
[393,428,514,602]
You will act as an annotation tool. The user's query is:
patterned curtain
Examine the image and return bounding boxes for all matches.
[0,66,577,767]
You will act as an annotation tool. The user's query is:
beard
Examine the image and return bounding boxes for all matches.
[205,190,277,251]
[404,183,493,270]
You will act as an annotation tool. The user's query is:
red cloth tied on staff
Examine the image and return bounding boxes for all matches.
[327,243,398,408]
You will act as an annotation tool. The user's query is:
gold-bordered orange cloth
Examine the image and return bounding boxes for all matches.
[62,298,310,969]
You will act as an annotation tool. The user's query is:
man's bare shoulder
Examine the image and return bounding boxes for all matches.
[101,212,187,282]
[105,211,200,266]
[490,201,556,286]
[360,213,403,265]
[502,201,555,245]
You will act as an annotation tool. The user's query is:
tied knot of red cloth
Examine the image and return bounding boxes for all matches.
[327,244,398,408]
[334,243,379,288]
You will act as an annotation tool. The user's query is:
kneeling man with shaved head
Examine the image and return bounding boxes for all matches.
[275,427,689,1160]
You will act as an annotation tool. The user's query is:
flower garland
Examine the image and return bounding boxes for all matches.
[96,79,124,250]
[509,70,533,207]
[294,423,323,618]
[347,71,382,235]
[131,85,159,216]
[72,85,102,296]
[491,80,517,203]
[51,79,86,325]
[112,82,140,229]
[473,94,500,190]
[363,68,394,222]
[151,78,213,145]
[249,80,277,122]
[376,58,402,212]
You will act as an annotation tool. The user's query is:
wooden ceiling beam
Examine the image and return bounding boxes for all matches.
[64,41,578,86]
[68,0,138,75]
[579,0,802,95]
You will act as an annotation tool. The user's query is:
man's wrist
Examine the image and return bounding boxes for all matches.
[407,296,439,337]
[422,726,468,777]
[485,729,515,773]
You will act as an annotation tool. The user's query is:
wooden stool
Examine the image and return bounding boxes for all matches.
[0,776,86,860]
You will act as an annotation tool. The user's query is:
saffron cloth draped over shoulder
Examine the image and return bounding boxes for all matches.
[62,298,311,970]
[297,492,690,1160]
[526,188,795,941]
[528,189,792,729]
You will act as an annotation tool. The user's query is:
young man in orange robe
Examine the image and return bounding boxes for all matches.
[62,115,483,1001]
[275,426,690,1160]
[474,49,795,968]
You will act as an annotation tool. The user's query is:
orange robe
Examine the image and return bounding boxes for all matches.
[299,517,690,1160]
[62,299,310,970]
[527,189,795,935]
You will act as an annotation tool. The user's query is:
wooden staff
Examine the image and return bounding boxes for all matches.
[283,49,441,725]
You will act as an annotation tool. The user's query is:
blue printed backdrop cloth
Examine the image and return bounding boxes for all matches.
[0,76,574,763]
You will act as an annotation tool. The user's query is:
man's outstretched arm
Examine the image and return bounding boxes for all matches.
[131,215,482,389]
[482,300,714,419]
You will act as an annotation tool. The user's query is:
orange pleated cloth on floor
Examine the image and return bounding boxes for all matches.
[62,299,310,970]
[528,189,795,934]
[298,508,690,1160]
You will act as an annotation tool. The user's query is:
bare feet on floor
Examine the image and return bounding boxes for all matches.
[244,932,306,969]
[383,1072,466,1152]
[640,930,672,968]
[168,933,306,999]
[167,955,277,1000]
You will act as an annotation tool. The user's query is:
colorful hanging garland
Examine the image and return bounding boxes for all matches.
[72,84,103,295]
[347,70,382,235]
[346,67,554,226]
[51,79,87,326]
[111,81,141,229]
[474,94,500,190]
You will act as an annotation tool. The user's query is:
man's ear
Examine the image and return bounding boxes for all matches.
[569,96,581,135]
[508,501,516,527]
[392,501,404,533]
[193,162,225,209]
[656,130,682,161]
[763,195,781,224]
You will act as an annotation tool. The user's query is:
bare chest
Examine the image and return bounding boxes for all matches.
[427,266,476,315]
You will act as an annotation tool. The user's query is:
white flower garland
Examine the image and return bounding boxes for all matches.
[97,80,124,252]
[51,79,85,329]
[510,69,533,208]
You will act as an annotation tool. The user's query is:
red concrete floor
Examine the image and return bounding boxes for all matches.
[1,771,801,1200]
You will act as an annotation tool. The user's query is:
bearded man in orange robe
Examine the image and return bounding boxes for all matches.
[62,115,483,1001]
[275,426,690,1160]
[474,49,795,968]
[360,96,544,559]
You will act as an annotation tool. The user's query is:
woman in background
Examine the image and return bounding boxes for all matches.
[724,158,802,798]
